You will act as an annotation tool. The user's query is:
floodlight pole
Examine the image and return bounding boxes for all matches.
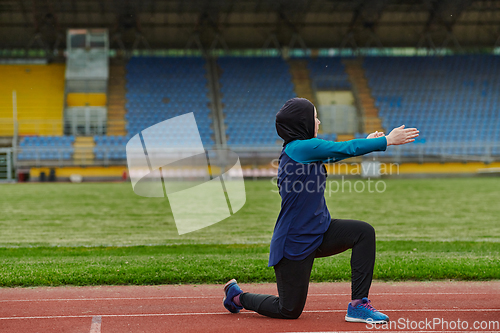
[12,90,18,170]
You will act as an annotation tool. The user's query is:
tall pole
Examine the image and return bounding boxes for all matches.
[12,90,18,171]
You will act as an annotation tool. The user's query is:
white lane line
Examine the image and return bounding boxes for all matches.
[89,316,101,333]
[0,312,230,320]
[1,309,499,320]
[0,296,221,302]
[0,292,494,302]
[281,331,500,333]
[305,309,500,313]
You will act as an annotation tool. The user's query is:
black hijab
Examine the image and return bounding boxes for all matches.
[276,98,315,146]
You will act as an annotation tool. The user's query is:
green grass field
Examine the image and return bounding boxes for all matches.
[1,178,499,286]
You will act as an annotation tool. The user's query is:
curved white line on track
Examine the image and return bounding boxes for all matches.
[1,309,499,320]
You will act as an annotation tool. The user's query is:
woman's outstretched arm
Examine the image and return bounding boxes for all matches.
[285,125,419,164]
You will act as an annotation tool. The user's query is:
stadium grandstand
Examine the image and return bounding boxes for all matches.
[2,0,500,182]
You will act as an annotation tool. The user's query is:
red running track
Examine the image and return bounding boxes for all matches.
[0,281,499,333]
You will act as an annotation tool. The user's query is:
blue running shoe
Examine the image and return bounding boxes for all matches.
[223,279,243,313]
[345,297,389,324]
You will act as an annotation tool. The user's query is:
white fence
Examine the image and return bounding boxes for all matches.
[0,148,14,182]
[64,107,107,136]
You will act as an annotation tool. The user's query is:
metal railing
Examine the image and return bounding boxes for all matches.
[14,142,500,168]
[0,114,124,137]
[387,142,500,164]
[0,118,119,137]
[0,119,63,136]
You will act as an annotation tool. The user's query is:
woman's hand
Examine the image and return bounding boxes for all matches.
[386,125,419,146]
[366,131,385,139]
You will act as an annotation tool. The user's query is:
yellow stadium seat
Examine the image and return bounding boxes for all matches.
[0,64,65,136]
[67,93,107,107]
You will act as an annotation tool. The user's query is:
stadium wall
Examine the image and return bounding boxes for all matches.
[26,162,500,183]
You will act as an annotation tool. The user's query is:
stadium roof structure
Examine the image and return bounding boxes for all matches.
[1,0,500,52]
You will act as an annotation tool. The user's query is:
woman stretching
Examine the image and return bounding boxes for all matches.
[223,98,419,323]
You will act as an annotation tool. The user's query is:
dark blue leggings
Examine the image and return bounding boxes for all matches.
[239,219,376,319]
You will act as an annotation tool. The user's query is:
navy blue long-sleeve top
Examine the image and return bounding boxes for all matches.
[268,136,387,267]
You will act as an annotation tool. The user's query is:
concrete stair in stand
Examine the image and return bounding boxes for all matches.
[107,65,127,136]
[343,59,384,134]
[73,136,95,165]
[336,134,355,141]
[288,59,317,105]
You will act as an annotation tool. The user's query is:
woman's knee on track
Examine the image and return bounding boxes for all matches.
[279,305,304,319]
[278,298,307,319]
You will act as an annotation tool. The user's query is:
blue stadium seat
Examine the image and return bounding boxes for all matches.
[18,136,74,160]
[306,57,351,90]
[125,56,214,148]
[217,57,296,146]
[363,55,500,156]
